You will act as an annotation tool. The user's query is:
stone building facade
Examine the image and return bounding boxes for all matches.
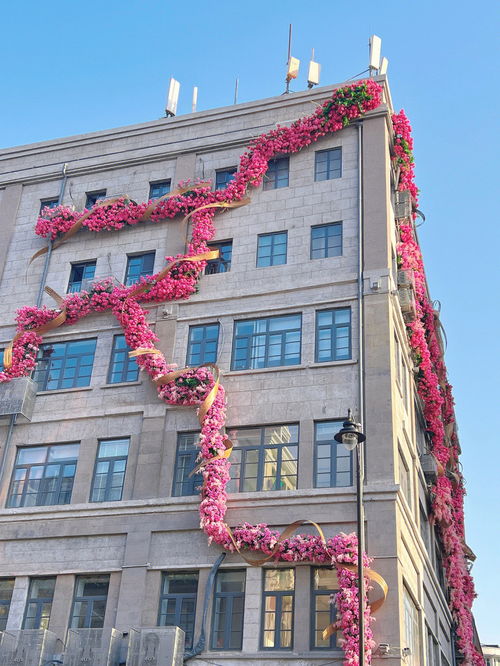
[0,76,471,664]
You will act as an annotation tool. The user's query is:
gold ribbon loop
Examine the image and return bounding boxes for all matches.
[181,198,251,226]
[128,347,163,358]
[188,438,233,478]
[138,182,212,221]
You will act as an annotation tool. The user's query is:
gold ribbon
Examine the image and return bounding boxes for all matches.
[181,198,251,225]
[138,182,212,221]
[128,347,163,357]
[3,287,67,369]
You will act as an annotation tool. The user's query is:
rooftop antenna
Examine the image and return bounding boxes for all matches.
[192,86,198,113]
[368,35,382,76]
[285,24,300,93]
[165,77,180,117]
[307,48,321,88]
[234,77,239,105]
[379,56,389,76]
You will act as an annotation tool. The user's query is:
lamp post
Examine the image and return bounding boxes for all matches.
[335,409,367,666]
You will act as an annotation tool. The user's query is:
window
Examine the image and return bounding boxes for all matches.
[399,449,412,509]
[311,568,339,649]
[226,424,299,492]
[415,407,428,457]
[256,231,287,267]
[315,308,351,362]
[172,432,202,497]
[85,190,107,209]
[311,222,342,259]
[0,349,4,372]
[434,536,446,592]
[263,157,289,190]
[67,260,96,293]
[149,180,171,200]
[23,577,56,630]
[158,572,198,650]
[261,569,294,649]
[187,324,220,366]
[33,339,97,391]
[39,198,59,214]
[107,335,139,384]
[232,314,301,370]
[205,240,232,274]
[215,168,237,190]
[420,503,430,553]
[211,570,245,651]
[7,443,79,508]
[426,626,440,666]
[70,575,109,629]
[314,421,352,488]
[315,147,342,181]
[0,579,14,631]
[125,252,155,285]
[403,587,421,666]
[90,438,129,502]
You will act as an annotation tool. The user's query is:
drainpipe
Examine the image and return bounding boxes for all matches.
[356,122,365,434]
[0,414,17,490]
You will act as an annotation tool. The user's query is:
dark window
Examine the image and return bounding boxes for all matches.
[23,577,56,630]
[70,575,109,629]
[215,168,237,190]
[315,148,342,181]
[7,443,79,508]
[311,222,342,259]
[261,569,294,649]
[85,190,107,209]
[311,568,339,649]
[399,448,412,509]
[420,503,430,553]
[125,252,155,286]
[256,231,287,267]
[0,579,14,631]
[205,241,232,275]
[426,626,440,666]
[315,308,351,362]
[67,261,96,293]
[0,350,4,372]
[187,324,220,366]
[263,157,289,190]
[39,198,59,214]
[434,535,446,592]
[211,570,245,651]
[226,424,299,492]
[231,314,301,370]
[158,572,198,650]
[90,438,129,502]
[403,586,421,666]
[172,432,202,497]
[108,335,139,384]
[314,421,352,488]
[149,181,171,200]
[33,339,97,391]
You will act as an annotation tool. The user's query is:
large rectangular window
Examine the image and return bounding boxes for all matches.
[315,308,351,362]
[7,443,79,508]
[187,324,220,366]
[85,190,107,209]
[211,570,245,651]
[311,222,342,259]
[0,579,14,631]
[149,180,171,200]
[90,438,129,502]
[315,148,342,181]
[226,424,299,492]
[231,314,301,370]
[261,569,294,650]
[215,168,237,190]
[263,157,289,190]
[67,260,96,293]
[205,240,232,274]
[314,421,352,488]
[403,587,421,666]
[33,339,97,391]
[256,231,287,267]
[23,577,56,630]
[125,252,155,286]
[70,575,109,629]
[107,335,139,384]
[311,568,339,649]
[158,572,198,650]
[172,432,202,497]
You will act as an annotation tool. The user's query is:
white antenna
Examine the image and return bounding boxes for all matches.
[368,35,382,75]
[379,57,389,76]
[192,86,198,113]
[307,48,321,89]
[234,77,239,105]
[285,24,300,93]
[165,77,180,117]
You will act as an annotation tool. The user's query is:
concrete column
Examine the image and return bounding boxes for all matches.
[114,528,152,630]
[71,437,98,504]
[132,417,165,499]
[141,570,162,627]
[174,154,196,185]
[241,566,260,653]
[5,576,29,630]
[104,571,121,629]
[293,565,310,652]
[298,418,314,489]
[48,574,75,641]
[0,184,23,284]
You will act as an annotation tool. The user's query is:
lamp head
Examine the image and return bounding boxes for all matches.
[334,409,366,450]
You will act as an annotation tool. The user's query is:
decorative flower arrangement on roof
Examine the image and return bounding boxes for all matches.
[2,80,385,666]
[393,111,483,665]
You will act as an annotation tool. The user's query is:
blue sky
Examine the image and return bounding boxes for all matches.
[1,0,498,644]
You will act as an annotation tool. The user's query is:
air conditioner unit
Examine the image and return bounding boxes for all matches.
[394,190,412,219]
[397,269,415,291]
[420,453,438,484]
[398,288,417,322]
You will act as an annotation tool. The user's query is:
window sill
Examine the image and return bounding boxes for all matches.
[308,359,356,368]
[225,360,356,376]
[36,386,93,396]
[100,381,142,389]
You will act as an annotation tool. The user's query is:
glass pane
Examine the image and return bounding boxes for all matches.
[216,570,245,593]
[17,447,47,464]
[264,569,294,591]
[314,568,338,590]
[98,439,129,458]
[48,444,79,460]
[164,572,198,594]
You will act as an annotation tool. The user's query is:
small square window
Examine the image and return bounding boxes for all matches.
[315,308,351,362]
[215,168,237,190]
[205,241,232,274]
[263,157,289,190]
[187,324,220,366]
[149,181,171,200]
[125,252,155,286]
[311,223,342,259]
[67,261,97,293]
[314,148,342,181]
[257,232,288,267]
[172,432,202,497]
[39,199,59,214]
[85,190,107,209]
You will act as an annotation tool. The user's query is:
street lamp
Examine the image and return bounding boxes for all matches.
[335,409,367,665]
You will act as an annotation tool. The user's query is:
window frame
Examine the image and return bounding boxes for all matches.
[310,222,342,259]
[260,568,295,650]
[215,168,237,191]
[0,579,14,631]
[158,571,199,650]
[70,575,110,629]
[39,198,59,214]
[107,334,139,384]
[403,584,422,666]
[90,438,129,503]
[85,190,107,209]
[67,260,97,294]
[172,432,202,497]
[205,240,233,275]
[263,157,289,190]
[310,567,340,650]
[124,251,156,286]
[315,307,351,362]
[314,420,353,488]
[314,147,342,181]
[22,577,56,630]
[256,231,288,268]
[399,447,412,509]
[186,323,220,366]
[33,338,97,391]
[210,569,246,651]
[149,180,171,200]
